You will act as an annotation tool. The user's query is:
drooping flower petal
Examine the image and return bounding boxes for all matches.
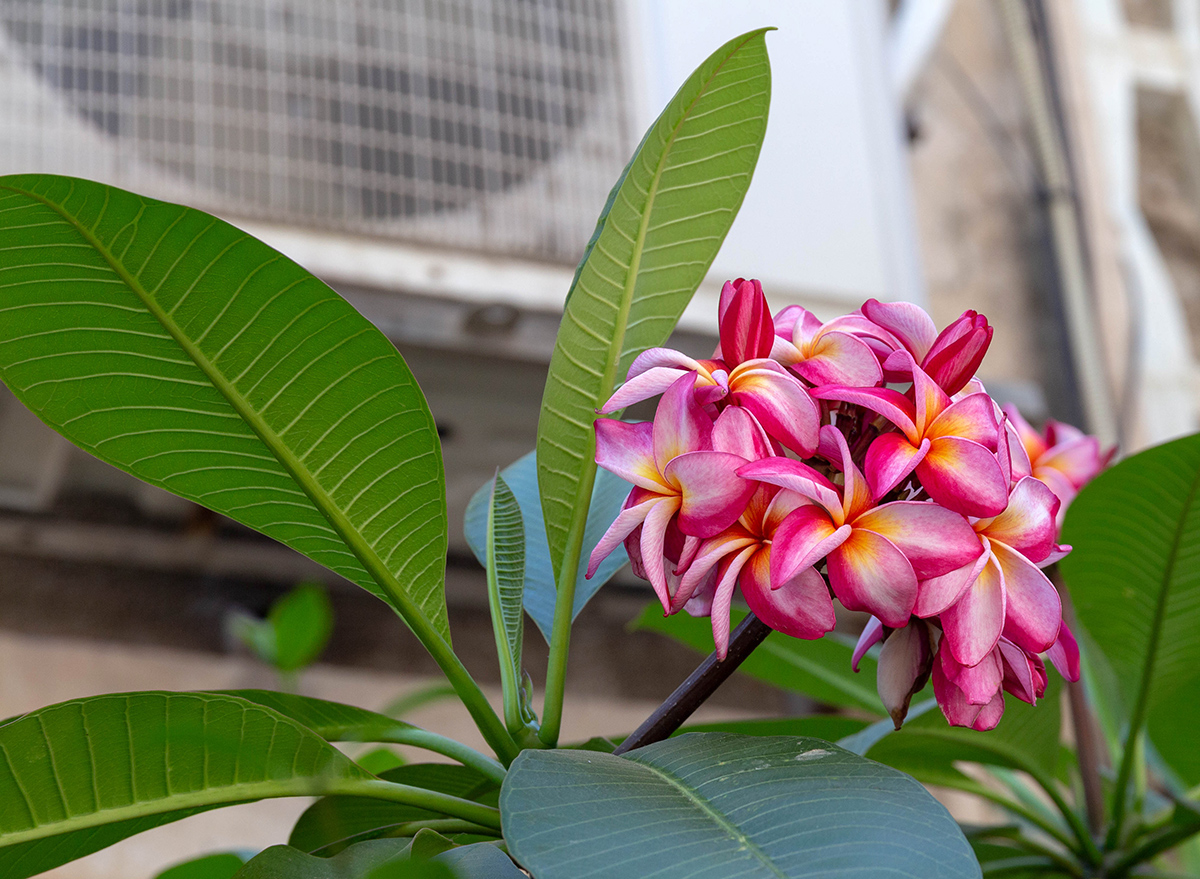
[940,551,1006,666]
[740,551,836,641]
[917,436,1009,517]
[827,529,918,627]
[770,506,851,586]
[864,433,929,499]
[586,491,659,579]
[998,639,1042,705]
[664,450,755,538]
[878,621,934,729]
[915,549,988,618]
[638,494,683,611]
[933,648,1005,731]
[594,419,670,493]
[854,500,984,580]
[992,541,1061,655]
[944,648,1003,705]
[1046,620,1081,682]
[653,372,713,471]
[852,616,884,672]
[708,544,757,659]
[670,528,757,613]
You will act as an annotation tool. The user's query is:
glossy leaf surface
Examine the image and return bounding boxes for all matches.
[0,691,371,879]
[465,450,629,641]
[1060,434,1200,784]
[501,733,979,878]
[535,30,771,585]
[0,175,449,640]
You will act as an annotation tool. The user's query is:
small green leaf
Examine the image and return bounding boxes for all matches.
[465,450,630,641]
[501,733,980,878]
[633,603,885,715]
[536,29,772,591]
[0,691,372,879]
[485,474,526,730]
[1060,433,1200,786]
[268,582,334,673]
[0,175,449,641]
[155,853,248,879]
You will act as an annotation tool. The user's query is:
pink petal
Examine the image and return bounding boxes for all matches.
[917,436,1010,517]
[713,405,773,460]
[594,418,670,493]
[1046,620,1081,682]
[926,391,999,449]
[709,545,756,659]
[664,450,755,538]
[728,360,820,456]
[971,692,1006,731]
[906,355,952,435]
[587,491,658,579]
[864,433,929,498]
[682,567,718,617]
[670,529,757,613]
[980,476,1060,562]
[812,385,918,442]
[740,550,836,641]
[600,365,690,413]
[1040,435,1106,490]
[860,299,938,359]
[878,621,934,729]
[993,541,1061,654]
[737,457,842,518]
[770,506,851,586]
[852,616,884,672]
[626,347,712,381]
[922,311,992,396]
[761,488,811,534]
[1002,403,1049,461]
[794,331,884,387]
[854,500,984,579]
[820,425,874,521]
[915,549,988,617]
[653,372,713,471]
[638,495,683,611]
[944,648,1003,705]
[827,529,918,627]
[718,279,774,366]
[998,639,1039,705]
[940,552,1006,667]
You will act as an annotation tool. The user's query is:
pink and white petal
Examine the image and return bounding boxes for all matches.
[666,450,756,537]
[683,566,718,617]
[860,298,938,359]
[826,529,918,627]
[713,405,773,461]
[945,648,1003,705]
[741,550,836,641]
[1038,543,1072,568]
[670,530,757,613]
[878,622,934,729]
[1002,403,1049,461]
[998,639,1039,705]
[600,366,690,413]
[915,549,988,618]
[625,347,710,381]
[587,493,659,579]
[709,545,757,659]
[719,279,775,366]
[594,418,670,493]
[993,541,1061,654]
[737,457,842,516]
[812,385,919,441]
[940,553,1006,667]
[907,356,952,435]
[855,500,984,579]
[926,391,1000,448]
[794,331,883,387]
[771,304,806,340]
[638,495,683,611]
[853,616,885,672]
[770,506,850,586]
[918,436,1010,518]
[762,488,812,534]
[1046,620,1081,682]
[819,425,874,521]
[981,476,1060,562]
[1041,436,1105,489]
[653,372,714,470]
[729,361,821,456]
[865,433,929,498]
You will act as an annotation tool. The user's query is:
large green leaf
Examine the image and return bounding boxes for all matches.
[1059,433,1200,785]
[0,175,449,640]
[233,839,454,879]
[0,691,373,879]
[155,853,248,879]
[535,29,772,585]
[464,450,630,641]
[633,604,885,715]
[501,733,979,878]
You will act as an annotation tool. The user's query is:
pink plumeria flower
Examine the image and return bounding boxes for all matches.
[932,635,1051,730]
[768,305,883,388]
[587,373,756,612]
[1003,405,1114,527]
[857,299,994,396]
[917,476,1065,667]
[738,426,983,627]
[600,279,819,456]
[816,353,1008,518]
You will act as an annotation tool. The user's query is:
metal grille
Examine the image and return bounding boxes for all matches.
[0,0,629,263]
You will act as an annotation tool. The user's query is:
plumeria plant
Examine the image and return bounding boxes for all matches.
[0,27,1197,879]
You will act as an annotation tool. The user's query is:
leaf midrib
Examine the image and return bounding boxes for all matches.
[0,180,442,644]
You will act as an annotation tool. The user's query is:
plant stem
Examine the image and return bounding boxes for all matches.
[335,778,503,831]
[1056,576,1107,836]
[538,462,598,747]
[370,728,507,786]
[613,613,772,755]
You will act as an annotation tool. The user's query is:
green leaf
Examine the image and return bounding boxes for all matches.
[677,715,870,742]
[155,853,248,879]
[435,843,525,878]
[632,603,885,715]
[0,691,372,879]
[233,840,454,879]
[535,29,772,587]
[464,450,630,642]
[268,582,335,673]
[0,175,449,641]
[501,733,980,878]
[485,474,525,729]
[289,764,498,856]
[1059,433,1200,785]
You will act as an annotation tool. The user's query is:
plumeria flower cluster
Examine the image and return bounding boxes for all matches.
[588,278,1113,730]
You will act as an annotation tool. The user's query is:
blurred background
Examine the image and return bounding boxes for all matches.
[0,1,1196,874]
